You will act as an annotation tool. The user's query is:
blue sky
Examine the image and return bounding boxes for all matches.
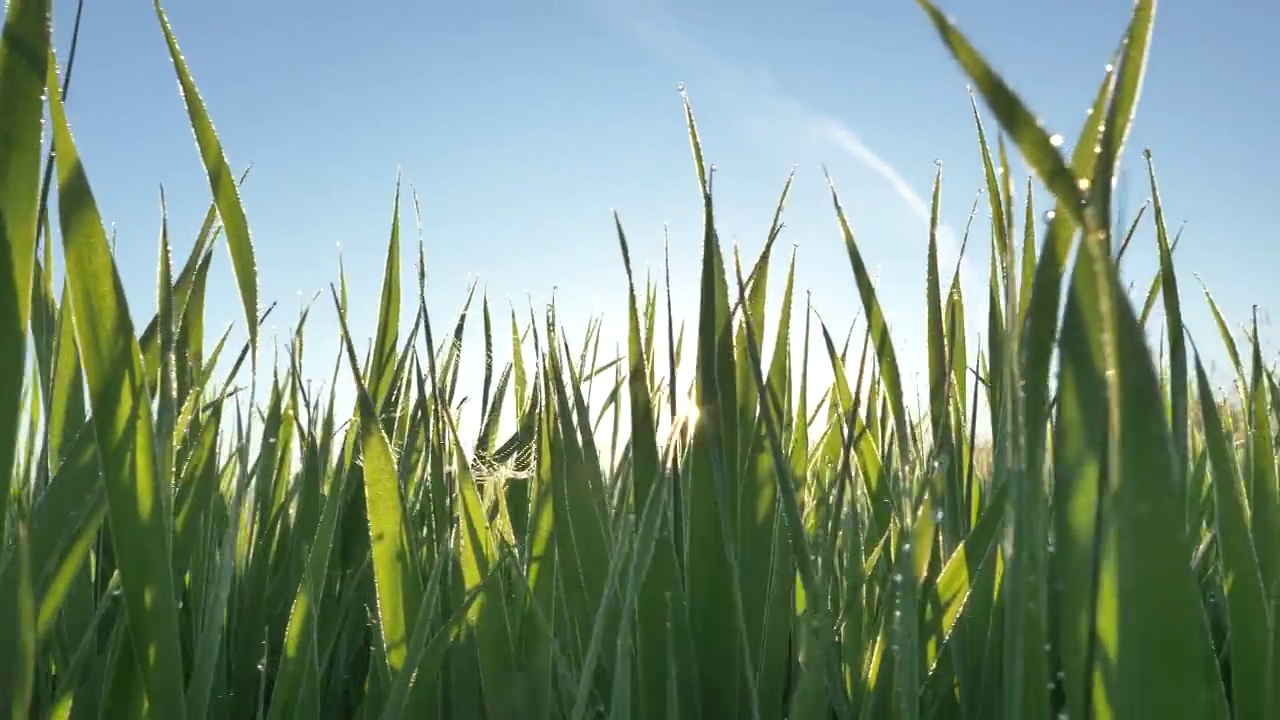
[47,0,1279,435]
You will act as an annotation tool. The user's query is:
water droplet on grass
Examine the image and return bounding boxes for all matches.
[677,82,686,92]
[1044,209,1057,222]
[1049,134,1065,148]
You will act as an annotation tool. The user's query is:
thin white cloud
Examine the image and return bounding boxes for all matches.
[586,0,976,295]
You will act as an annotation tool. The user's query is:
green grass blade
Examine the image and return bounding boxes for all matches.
[1193,350,1271,719]
[154,0,260,361]
[0,0,50,545]
[332,286,422,676]
[914,0,1085,224]
[370,179,402,409]
[826,172,911,476]
[48,53,187,719]
[1144,149,1189,493]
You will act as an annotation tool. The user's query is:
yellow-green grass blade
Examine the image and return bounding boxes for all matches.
[1058,236,1228,717]
[970,94,1009,277]
[915,0,1086,226]
[734,254,851,717]
[18,420,103,637]
[47,54,187,719]
[154,0,260,363]
[446,408,519,719]
[370,179,402,411]
[939,31,1118,719]
[749,243,799,718]
[1090,0,1156,248]
[1193,350,1271,719]
[0,0,50,545]
[1195,277,1247,397]
[925,164,950,452]
[265,461,348,720]
[1144,150,1189,494]
[826,174,912,478]
[332,285,422,676]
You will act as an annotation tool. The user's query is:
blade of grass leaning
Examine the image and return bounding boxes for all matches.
[1144,149,1189,493]
[332,285,423,676]
[47,53,188,719]
[0,0,51,546]
[1089,0,1156,247]
[154,0,260,362]
[825,172,912,478]
[1192,349,1271,719]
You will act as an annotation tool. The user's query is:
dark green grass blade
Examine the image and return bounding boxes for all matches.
[615,213,680,718]
[154,0,260,361]
[683,89,748,717]
[0,0,50,545]
[48,56,188,719]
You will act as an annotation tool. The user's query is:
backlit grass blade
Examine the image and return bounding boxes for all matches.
[47,54,188,719]
[1196,278,1245,389]
[1090,0,1156,245]
[0,0,50,544]
[1193,350,1271,719]
[615,212,681,718]
[914,0,1085,225]
[683,89,751,717]
[925,164,949,447]
[332,285,422,676]
[1245,314,1280,699]
[370,179,402,409]
[1145,149,1189,487]
[154,0,260,362]
[826,172,911,476]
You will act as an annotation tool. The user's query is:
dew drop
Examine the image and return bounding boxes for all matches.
[902,542,911,552]
[892,573,903,583]
[677,82,686,92]
[1049,134,1065,148]
[1044,209,1057,222]
[1105,63,1115,73]
[934,509,945,522]
[1077,178,1091,192]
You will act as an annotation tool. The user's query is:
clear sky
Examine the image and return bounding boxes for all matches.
[47,0,1279,435]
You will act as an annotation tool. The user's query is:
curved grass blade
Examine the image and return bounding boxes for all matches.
[154,0,260,362]
[47,54,188,719]
[1193,350,1271,719]
[826,172,911,476]
[0,0,51,545]
[914,0,1085,223]
[332,285,422,675]
[1090,0,1156,245]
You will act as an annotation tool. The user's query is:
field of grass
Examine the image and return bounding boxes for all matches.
[2,0,1276,718]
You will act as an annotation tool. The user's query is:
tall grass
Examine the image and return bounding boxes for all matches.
[0,0,1272,717]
